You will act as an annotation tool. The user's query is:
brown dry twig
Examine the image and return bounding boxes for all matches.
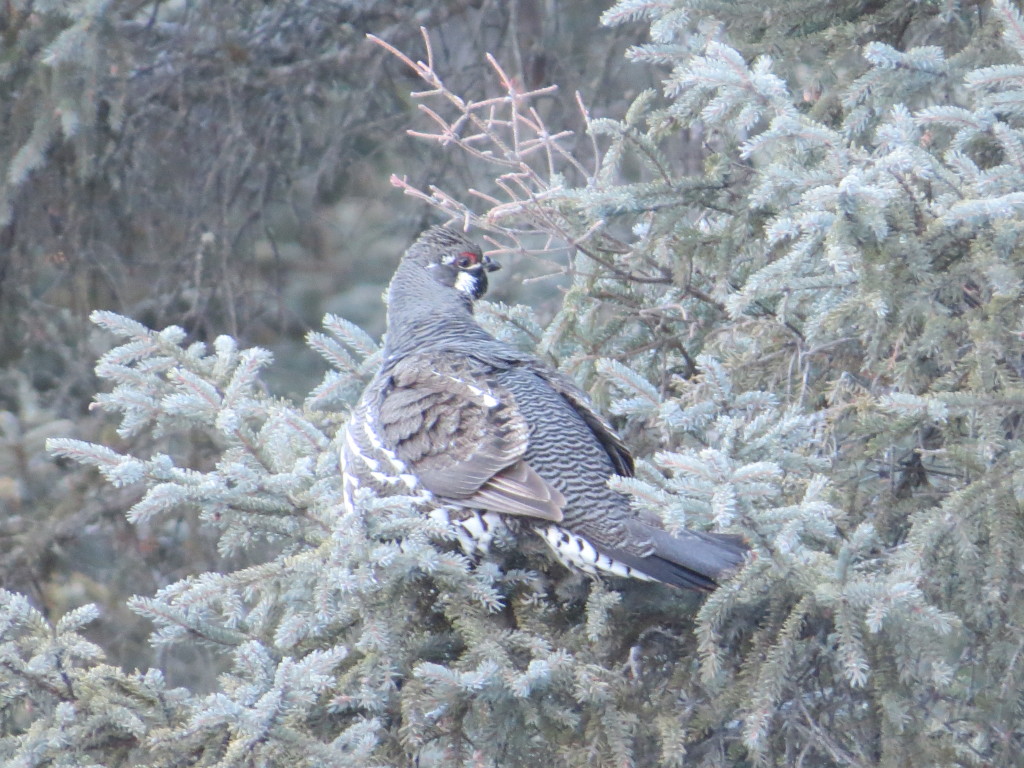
[367,27,602,263]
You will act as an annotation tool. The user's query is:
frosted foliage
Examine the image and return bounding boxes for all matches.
[3,1,1024,766]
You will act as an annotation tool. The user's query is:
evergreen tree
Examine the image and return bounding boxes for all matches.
[4,1,1024,766]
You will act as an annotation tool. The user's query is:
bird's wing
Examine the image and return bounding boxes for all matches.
[378,353,564,522]
[531,366,635,477]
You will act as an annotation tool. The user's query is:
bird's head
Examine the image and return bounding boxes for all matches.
[400,225,501,301]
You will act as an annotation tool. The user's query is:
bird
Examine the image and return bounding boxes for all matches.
[340,225,747,590]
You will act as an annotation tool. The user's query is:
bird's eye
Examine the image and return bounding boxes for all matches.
[455,251,479,269]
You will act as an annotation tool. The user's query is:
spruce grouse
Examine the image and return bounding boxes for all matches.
[340,226,747,590]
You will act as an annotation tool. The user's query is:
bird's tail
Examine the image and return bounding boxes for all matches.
[636,526,748,591]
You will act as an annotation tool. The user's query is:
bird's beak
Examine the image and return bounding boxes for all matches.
[483,255,501,272]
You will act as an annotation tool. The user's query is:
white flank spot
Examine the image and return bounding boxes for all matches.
[461,512,487,540]
[362,416,384,449]
[361,418,406,472]
[345,428,379,471]
[459,511,500,555]
[400,473,419,490]
[344,427,359,454]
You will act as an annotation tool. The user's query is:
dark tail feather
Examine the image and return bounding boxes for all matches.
[638,526,748,591]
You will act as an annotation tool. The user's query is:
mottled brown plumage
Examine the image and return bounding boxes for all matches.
[378,353,564,521]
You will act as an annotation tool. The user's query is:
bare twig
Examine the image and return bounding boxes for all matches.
[368,28,598,261]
